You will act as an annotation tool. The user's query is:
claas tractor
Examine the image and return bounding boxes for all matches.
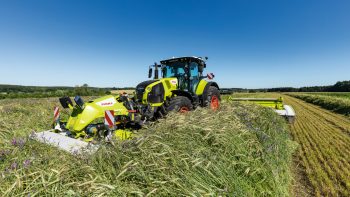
[32,56,221,154]
[135,56,220,119]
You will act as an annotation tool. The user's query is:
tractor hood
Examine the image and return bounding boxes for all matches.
[65,95,129,132]
[135,80,159,101]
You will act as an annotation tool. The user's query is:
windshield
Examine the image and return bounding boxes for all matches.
[162,62,186,78]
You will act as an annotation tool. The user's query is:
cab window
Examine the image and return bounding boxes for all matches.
[189,62,199,78]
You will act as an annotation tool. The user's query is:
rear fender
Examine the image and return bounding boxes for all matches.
[195,79,208,95]
[201,82,220,105]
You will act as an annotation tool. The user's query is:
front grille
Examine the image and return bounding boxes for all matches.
[136,88,144,102]
[148,83,164,103]
[135,80,158,102]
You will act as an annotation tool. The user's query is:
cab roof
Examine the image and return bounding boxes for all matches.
[160,56,206,66]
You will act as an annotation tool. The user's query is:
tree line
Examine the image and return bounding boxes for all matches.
[267,80,350,92]
[219,80,350,94]
[2,80,349,99]
[0,84,112,99]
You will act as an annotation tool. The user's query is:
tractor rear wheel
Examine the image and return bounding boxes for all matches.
[166,96,193,113]
[206,86,221,110]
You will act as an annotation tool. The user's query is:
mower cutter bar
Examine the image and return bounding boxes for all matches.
[31,130,99,154]
[230,98,281,101]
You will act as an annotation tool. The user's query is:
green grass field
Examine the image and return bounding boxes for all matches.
[0,97,295,196]
[287,93,350,116]
[299,92,350,99]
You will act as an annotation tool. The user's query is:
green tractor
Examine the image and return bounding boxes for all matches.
[32,56,221,154]
[135,56,221,120]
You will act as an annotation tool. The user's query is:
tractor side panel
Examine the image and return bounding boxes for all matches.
[142,78,178,107]
[161,77,178,98]
[148,83,165,104]
[195,79,208,96]
[142,81,161,105]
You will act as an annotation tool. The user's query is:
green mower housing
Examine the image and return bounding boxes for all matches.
[57,94,138,140]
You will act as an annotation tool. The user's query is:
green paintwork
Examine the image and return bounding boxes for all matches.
[230,97,285,110]
[195,79,208,95]
[140,77,178,106]
[65,95,129,133]
[140,78,211,107]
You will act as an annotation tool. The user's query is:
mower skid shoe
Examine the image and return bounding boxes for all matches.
[274,105,296,123]
[31,130,99,154]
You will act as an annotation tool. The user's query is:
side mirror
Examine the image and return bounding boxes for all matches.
[148,67,152,78]
[207,73,215,80]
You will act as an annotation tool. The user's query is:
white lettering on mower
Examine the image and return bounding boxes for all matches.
[96,98,116,106]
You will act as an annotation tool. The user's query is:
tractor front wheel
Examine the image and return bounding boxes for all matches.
[166,96,193,113]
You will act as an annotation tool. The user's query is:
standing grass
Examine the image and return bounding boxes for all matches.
[287,93,350,116]
[301,92,350,99]
[0,98,295,196]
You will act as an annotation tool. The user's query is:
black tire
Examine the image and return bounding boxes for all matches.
[204,86,221,109]
[166,96,193,112]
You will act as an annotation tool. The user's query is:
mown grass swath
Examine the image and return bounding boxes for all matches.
[0,98,295,196]
[287,93,350,116]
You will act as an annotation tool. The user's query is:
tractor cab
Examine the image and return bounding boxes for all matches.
[148,56,207,93]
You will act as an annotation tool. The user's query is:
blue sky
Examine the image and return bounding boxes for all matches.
[0,0,349,88]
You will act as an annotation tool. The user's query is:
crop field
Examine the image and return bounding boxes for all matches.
[228,93,350,196]
[0,97,295,196]
[287,93,350,116]
[110,89,135,95]
[299,92,350,99]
